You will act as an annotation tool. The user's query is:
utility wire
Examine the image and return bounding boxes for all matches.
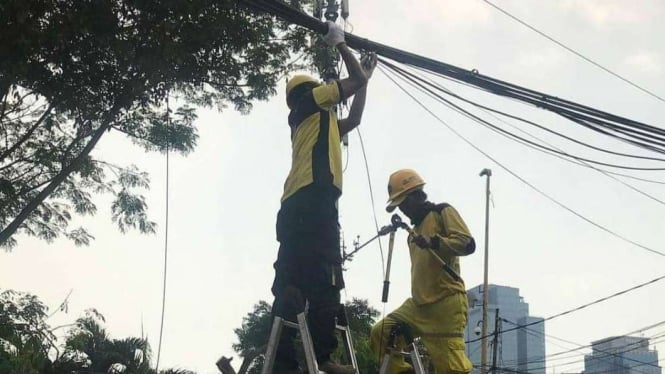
[155,97,171,372]
[504,333,665,374]
[501,319,665,371]
[463,272,665,343]
[357,128,386,276]
[482,0,665,104]
[403,64,665,185]
[405,63,665,156]
[398,61,665,163]
[241,0,665,156]
[494,326,665,374]
[379,65,665,258]
[381,58,665,170]
[386,60,665,206]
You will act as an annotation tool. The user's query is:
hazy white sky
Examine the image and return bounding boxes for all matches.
[2,1,665,373]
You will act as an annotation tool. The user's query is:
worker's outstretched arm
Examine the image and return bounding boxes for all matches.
[323,21,368,100]
[339,53,377,137]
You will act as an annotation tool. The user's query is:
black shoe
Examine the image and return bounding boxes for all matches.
[318,360,355,374]
[273,361,304,374]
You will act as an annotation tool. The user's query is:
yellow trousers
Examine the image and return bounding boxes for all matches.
[370,292,473,374]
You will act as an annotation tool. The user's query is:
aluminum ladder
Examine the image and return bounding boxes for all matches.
[262,306,358,374]
[378,322,426,374]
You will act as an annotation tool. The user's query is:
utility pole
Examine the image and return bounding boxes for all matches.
[479,168,492,374]
[491,309,500,374]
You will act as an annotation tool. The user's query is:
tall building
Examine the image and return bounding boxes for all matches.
[584,336,661,374]
[466,284,546,374]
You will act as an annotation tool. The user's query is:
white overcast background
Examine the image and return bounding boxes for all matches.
[2,1,665,373]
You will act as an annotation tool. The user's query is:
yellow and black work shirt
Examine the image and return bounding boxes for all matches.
[281,82,344,202]
[408,204,474,306]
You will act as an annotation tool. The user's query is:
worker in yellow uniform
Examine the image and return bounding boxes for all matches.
[271,21,377,374]
[370,169,476,374]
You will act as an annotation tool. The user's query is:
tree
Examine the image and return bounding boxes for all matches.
[232,301,272,374]
[229,298,380,374]
[339,298,380,374]
[0,290,55,374]
[0,289,196,373]
[0,0,316,248]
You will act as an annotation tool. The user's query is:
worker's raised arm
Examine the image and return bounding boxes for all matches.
[322,21,368,100]
[339,53,377,136]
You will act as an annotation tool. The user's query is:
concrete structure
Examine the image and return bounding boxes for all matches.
[584,336,661,374]
[466,284,545,374]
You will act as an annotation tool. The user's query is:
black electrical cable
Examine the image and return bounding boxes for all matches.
[389,60,665,162]
[155,96,171,373]
[402,70,665,205]
[380,61,665,206]
[406,63,665,156]
[240,0,665,154]
[382,61,665,171]
[399,67,665,186]
[396,60,665,156]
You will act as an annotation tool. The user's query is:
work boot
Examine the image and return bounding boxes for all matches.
[272,361,305,374]
[273,362,304,374]
[318,360,355,374]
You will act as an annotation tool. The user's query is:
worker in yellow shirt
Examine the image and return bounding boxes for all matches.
[370,169,476,374]
[271,21,377,374]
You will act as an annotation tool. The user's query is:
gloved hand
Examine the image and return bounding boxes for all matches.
[323,20,345,46]
[361,52,378,78]
[412,234,433,249]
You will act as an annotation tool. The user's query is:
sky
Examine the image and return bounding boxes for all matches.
[2,0,665,373]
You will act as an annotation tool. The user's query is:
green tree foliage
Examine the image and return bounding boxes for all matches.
[0,0,317,248]
[0,290,54,374]
[0,289,195,373]
[340,298,380,374]
[231,298,380,374]
[232,300,272,374]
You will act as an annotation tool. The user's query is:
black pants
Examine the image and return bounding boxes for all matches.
[272,186,344,368]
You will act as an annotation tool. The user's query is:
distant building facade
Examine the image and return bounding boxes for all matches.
[466,284,545,374]
[584,336,661,374]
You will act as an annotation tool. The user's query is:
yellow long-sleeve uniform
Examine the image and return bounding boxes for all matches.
[370,203,475,374]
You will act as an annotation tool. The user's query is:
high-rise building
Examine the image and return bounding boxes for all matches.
[466,284,546,374]
[584,336,661,374]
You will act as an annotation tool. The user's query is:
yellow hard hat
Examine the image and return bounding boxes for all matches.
[386,169,426,212]
[286,74,319,97]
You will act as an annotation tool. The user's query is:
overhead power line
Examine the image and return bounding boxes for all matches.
[356,128,385,276]
[397,62,665,163]
[492,321,665,374]
[155,97,171,372]
[380,59,665,207]
[380,58,665,171]
[501,319,665,372]
[239,0,665,156]
[482,0,665,104]
[402,63,665,186]
[463,273,665,344]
